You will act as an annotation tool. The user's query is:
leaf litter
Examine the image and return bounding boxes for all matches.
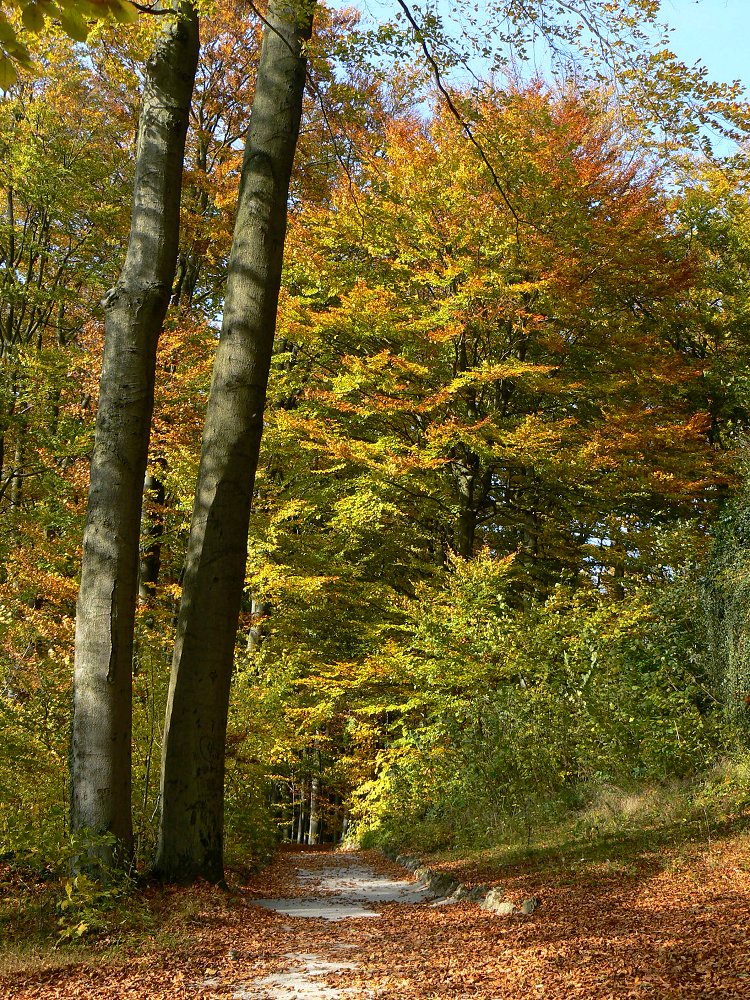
[3,837,750,999]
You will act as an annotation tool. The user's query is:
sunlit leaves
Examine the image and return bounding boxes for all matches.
[0,0,140,88]
[276,81,720,598]
[20,2,44,31]
[0,27,136,858]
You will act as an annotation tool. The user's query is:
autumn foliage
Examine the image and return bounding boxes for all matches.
[1,0,750,964]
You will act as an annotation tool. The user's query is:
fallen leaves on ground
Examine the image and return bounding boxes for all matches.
[2,835,750,999]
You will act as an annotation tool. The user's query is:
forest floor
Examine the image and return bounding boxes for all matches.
[2,814,750,999]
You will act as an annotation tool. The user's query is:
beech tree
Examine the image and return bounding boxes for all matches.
[272,85,719,588]
[230,83,729,835]
[70,0,198,861]
[155,0,315,884]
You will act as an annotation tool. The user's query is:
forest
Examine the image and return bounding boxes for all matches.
[2,0,750,994]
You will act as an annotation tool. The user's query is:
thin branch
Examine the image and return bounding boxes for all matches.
[396,0,521,232]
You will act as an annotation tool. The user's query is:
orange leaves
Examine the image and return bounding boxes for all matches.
[580,405,723,500]
[7,833,750,1000]
[270,76,725,599]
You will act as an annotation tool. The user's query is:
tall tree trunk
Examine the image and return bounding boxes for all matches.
[155,0,315,884]
[69,3,199,864]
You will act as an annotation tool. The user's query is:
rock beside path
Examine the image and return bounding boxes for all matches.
[390,849,538,915]
[481,888,514,915]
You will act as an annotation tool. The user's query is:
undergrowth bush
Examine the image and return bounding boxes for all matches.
[354,552,721,850]
[703,478,750,743]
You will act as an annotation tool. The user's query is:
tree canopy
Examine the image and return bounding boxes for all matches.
[1,0,750,894]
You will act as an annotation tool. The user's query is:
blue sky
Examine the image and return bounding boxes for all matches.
[664,0,749,90]
[346,0,749,94]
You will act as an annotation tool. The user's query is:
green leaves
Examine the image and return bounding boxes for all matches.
[355,568,715,849]
[0,1,143,87]
[110,0,139,24]
[21,3,45,33]
[0,54,18,89]
[57,7,90,42]
[0,11,32,90]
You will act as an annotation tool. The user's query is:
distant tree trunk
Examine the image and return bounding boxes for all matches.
[454,503,476,559]
[452,452,482,559]
[155,0,315,884]
[247,595,271,652]
[612,561,626,600]
[139,464,166,600]
[69,2,199,864]
[296,779,307,844]
[8,420,24,510]
[288,782,296,841]
[308,774,320,846]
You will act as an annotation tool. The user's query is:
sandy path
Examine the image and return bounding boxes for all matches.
[253,851,434,919]
[221,850,437,998]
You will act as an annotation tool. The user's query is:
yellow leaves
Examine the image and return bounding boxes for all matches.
[421,360,558,412]
[248,555,338,605]
[338,348,428,387]
[321,350,429,418]
[276,409,442,480]
[495,414,577,461]
[419,411,578,469]
[266,498,315,539]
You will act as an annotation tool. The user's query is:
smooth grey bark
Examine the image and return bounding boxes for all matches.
[308,774,320,845]
[70,3,199,863]
[8,421,24,511]
[247,595,271,652]
[155,0,315,884]
[296,778,307,843]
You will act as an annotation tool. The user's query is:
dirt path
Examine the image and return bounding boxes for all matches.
[215,850,439,998]
[5,841,750,998]
[252,851,436,920]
